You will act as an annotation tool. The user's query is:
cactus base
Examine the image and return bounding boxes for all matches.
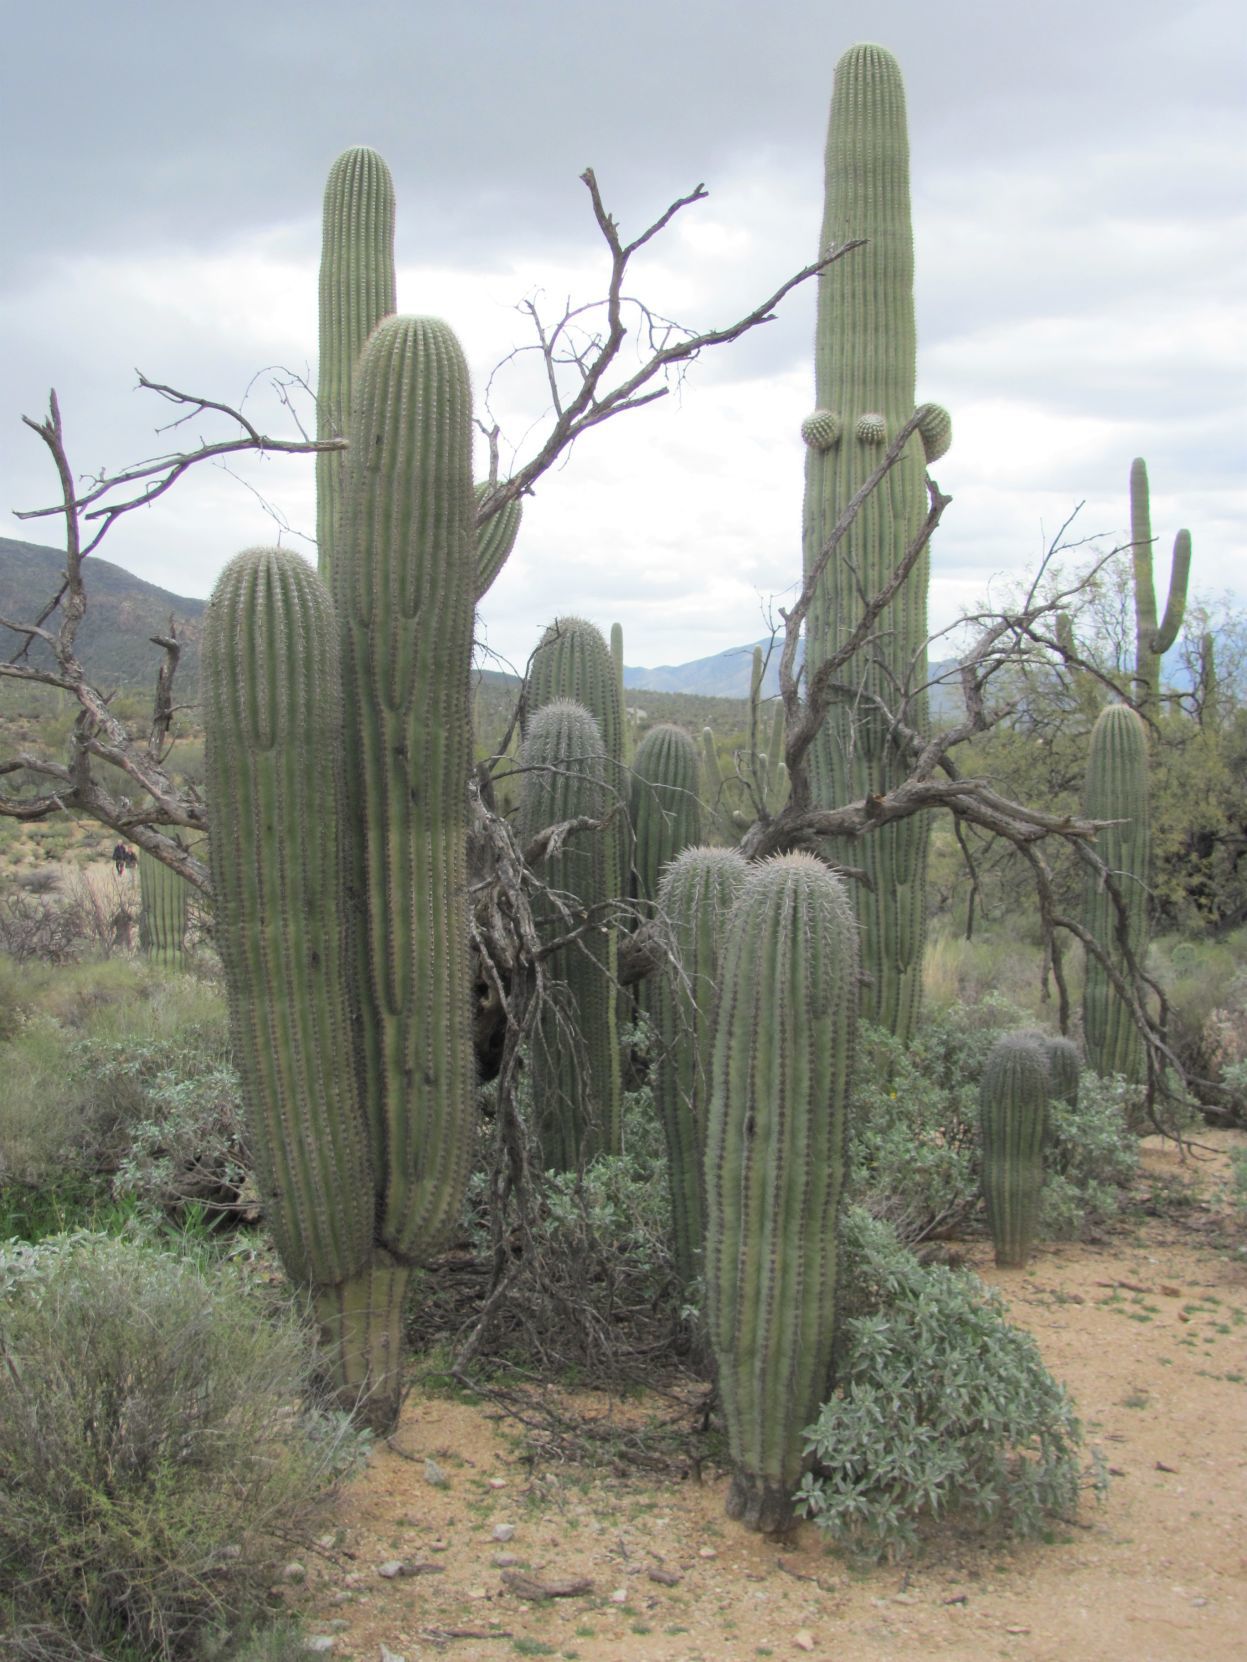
[726,1471,800,1536]
[314,1255,412,1433]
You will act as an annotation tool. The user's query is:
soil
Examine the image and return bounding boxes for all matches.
[287,1133,1246,1662]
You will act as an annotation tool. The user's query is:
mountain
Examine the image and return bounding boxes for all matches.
[623,638,797,700]
[0,537,206,692]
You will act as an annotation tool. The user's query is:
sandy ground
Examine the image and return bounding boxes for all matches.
[287,1132,1246,1662]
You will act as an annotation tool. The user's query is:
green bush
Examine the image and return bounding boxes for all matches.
[0,1231,364,1660]
[1039,1071,1139,1239]
[796,1210,1093,1559]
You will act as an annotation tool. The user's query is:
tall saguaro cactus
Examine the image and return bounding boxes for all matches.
[1082,702,1150,1082]
[1129,457,1191,718]
[704,851,857,1533]
[316,146,396,585]
[802,43,950,1041]
[204,315,477,1431]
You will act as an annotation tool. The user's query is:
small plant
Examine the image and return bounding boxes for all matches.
[0,1230,365,1659]
[796,1210,1092,1559]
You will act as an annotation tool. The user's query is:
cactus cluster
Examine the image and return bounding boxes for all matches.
[202,150,506,1429]
[1082,702,1150,1082]
[802,42,950,1042]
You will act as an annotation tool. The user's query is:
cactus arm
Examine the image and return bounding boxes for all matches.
[1153,528,1192,656]
[334,315,476,1262]
[474,481,523,600]
[316,147,396,586]
[202,546,374,1291]
[1129,457,1192,708]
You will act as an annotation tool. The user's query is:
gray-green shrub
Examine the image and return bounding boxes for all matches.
[0,1231,364,1659]
[796,1210,1093,1558]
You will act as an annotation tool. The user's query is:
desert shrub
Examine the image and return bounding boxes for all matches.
[796,1209,1092,1559]
[1039,1071,1139,1239]
[1150,929,1247,1090]
[0,1231,364,1660]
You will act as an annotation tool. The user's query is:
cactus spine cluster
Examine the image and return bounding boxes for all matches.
[517,700,619,1167]
[138,848,188,970]
[979,1032,1050,1269]
[1129,457,1191,717]
[1082,702,1150,1082]
[802,43,950,1041]
[652,845,748,1291]
[316,147,396,586]
[704,851,857,1532]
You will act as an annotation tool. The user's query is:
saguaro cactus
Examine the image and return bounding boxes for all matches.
[979,1032,1050,1269]
[138,849,188,971]
[205,314,477,1431]
[802,43,950,1041]
[316,147,396,585]
[1129,457,1191,717]
[704,851,857,1533]
[630,724,702,907]
[652,845,748,1292]
[517,699,619,1167]
[1082,702,1150,1082]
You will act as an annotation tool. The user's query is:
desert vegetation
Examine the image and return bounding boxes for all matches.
[1,39,1245,1662]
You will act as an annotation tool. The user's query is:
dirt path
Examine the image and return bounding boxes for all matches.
[289,1134,1246,1661]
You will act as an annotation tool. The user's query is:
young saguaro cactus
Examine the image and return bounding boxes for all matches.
[1082,702,1150,1083]
[979,1032,1050,1269]
[517,699,619,1168]
[1129,457,1192,717]
[316,146,396,586]
[652,845,749,1293]
[802,43,950,1042]
[630,724,702,909]
[138,848,188,971]
[704,851,857,1533]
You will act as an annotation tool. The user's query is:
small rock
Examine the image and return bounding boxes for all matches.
[283,1561,307,1584]
[648,1567,682,1587]
[424,1458,449,1488]
[793,1632,816,1652]
[303,1641,335,1656]
[317,1533,338,1549]
[487,1476,507,1489]
[380,1648,407,1662]
[698,1546,718,1559]
[428,1539,449,1552]
[377,1561,407,1579]
[1192,1597,1209,1608]
[491,1523,516,1542]
[611,1587,629,1603]
[467,1585,488,1600]
[493,1553,520,1568]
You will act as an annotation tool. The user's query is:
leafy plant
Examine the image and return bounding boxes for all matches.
[796,1210,1093,1558]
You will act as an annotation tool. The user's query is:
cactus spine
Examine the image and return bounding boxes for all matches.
[517,700,619,1167]
[802,43,950,1041]
[1129,457,1191,717]
[316,147,396,585]
[704,851,857,1533]
[979,1032,1050,1269]
[138,848,188,970]
[1082,702,1150,1082]
[630,723,702,907]
[652,846,748,1292]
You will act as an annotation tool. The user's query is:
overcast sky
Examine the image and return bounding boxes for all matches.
[2,0,1244,675]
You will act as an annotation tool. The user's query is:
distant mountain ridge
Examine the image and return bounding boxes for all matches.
[0,537,206,691]
[623,639,800,700]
